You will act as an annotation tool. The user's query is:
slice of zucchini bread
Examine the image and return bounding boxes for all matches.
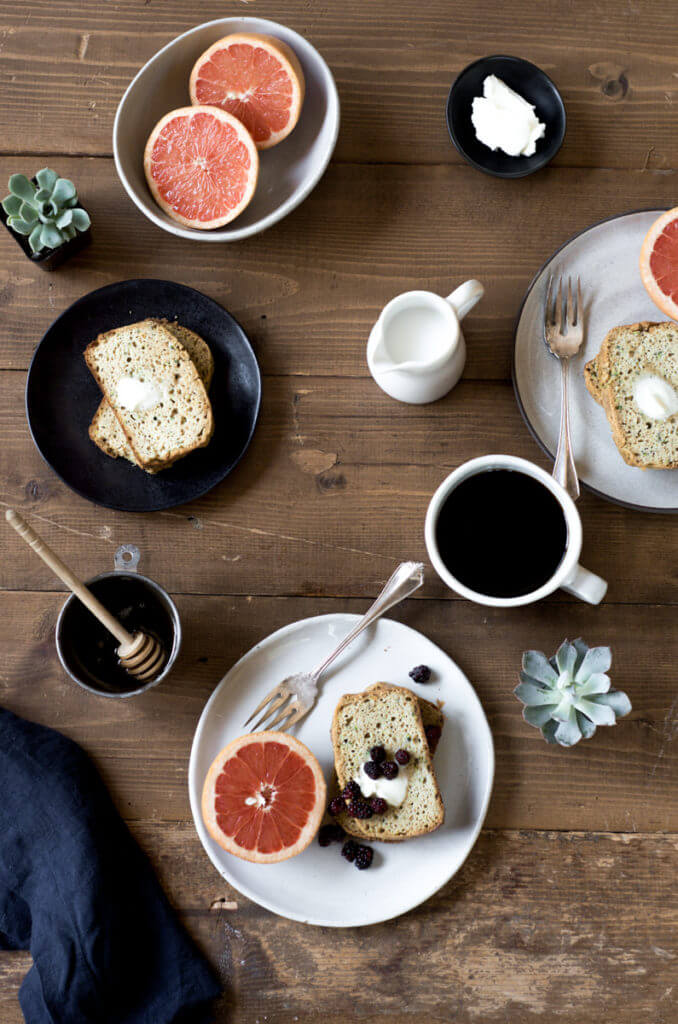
[332,683,444,842]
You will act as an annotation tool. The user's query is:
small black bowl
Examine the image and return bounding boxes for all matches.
[446,55,566,178]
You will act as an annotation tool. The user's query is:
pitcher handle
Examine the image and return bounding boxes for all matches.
[446,279,485,321]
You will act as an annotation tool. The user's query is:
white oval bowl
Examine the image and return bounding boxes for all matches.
[113,17,340,242]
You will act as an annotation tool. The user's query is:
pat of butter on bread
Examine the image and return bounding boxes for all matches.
[88,320,214,473]
[584,321,678,469]
[85,318,214,471]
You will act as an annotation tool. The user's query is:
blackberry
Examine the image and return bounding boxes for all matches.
[369,744,386,763]
[425,724,442,753]
[318,824,344,847]
[381,761,399,780]
[369,796,388,815]
[342,780,361,801]
[409,664,431,684]
[347,798,373,819]
[354,845,374,870]
[363,760,382,780]
[341,839,359,863]
[318,829,333,848]
[394,748,410,765]
[328,796,345,817]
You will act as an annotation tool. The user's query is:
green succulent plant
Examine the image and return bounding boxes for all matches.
[514,638,631,747]
[2,168,90,254]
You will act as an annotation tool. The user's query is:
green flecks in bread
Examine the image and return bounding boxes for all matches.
[89,320,214,472]
[85,318,214,471]
[584,321,678,469]
[332,684,444,842]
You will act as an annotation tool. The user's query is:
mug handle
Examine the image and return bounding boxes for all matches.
[446,279,485,321]
[560,564,608,605]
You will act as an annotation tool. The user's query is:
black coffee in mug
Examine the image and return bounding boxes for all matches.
[434,469,568,598]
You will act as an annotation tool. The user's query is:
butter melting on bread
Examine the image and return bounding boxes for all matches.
[584,321,678,470]
[85,318,214,472]
[89,321,214,471]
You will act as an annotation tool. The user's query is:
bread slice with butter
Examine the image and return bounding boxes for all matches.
[332,683,445,842]
[89,321,214,471]
[85,319,214,471]
[584,321,678,469]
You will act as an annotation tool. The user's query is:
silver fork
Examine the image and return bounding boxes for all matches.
[243,561,425,733]
[544,275,584,501]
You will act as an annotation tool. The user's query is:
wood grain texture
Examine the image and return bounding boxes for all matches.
[0,592,675,833]
[2,3,678,1021]
[1,826,676,1024]
[2,371,678,603]
[0,158,677,377]
[1,1,678,169]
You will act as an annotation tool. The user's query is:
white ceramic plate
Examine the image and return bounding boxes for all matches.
[188,614,494,927]
[113,17,340,242]
[514,209,678,512]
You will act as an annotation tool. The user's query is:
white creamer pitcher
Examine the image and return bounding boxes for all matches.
[367,280,484,404]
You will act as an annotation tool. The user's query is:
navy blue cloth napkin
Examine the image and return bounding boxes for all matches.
[0,708,220,1024]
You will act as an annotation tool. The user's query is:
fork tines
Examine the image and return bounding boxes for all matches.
[244,687,307,733]
[545,274,582,331]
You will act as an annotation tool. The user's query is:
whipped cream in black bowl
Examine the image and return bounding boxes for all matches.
[446,55,566,178]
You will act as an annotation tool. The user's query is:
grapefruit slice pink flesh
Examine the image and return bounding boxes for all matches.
[189,33,305,149]
[201,732,326,863]
[640,207,678,320]
[143,105,259,229]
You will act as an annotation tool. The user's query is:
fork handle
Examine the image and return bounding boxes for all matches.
[553,358,580,501]
[311,561,424,679]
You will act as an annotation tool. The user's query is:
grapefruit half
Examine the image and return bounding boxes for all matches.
[189,33,305,150]
[143,105,259,230]
[640,207,678,320]
[201,731,326,863]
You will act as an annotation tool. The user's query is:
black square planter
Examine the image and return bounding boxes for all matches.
[0,179,91,271]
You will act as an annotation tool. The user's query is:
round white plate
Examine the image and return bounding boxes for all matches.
[188,614,494,927]
[114,17,340,242]
[514,209,678,512]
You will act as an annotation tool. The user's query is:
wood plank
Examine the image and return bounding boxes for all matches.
[1,158,678,378]
[1,0,678,169]
[1,370,677,603]
[1,4,675,1022]
[0,592,675,832]
[2,826,677,1023]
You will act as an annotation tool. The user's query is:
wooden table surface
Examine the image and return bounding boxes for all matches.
[1,2,677,1021]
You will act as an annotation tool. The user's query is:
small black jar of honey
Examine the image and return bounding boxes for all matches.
[55,545,181,697]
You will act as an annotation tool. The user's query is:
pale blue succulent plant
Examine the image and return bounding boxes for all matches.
[514,638,631,747]
[2,168,90,254]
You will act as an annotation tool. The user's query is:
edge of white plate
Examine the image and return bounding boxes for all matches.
[511,207,678,514]
[188,613,495,927]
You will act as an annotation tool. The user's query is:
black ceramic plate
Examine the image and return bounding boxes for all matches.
[26,279,261,512]
[446,55,566,178]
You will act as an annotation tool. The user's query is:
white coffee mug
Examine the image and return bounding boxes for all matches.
[424,455,607,607]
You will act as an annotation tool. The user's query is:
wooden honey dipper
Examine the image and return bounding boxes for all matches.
[6,509,165,682]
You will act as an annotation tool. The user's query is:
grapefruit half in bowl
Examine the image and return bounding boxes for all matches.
[189,32,305,149]
[640,206,678,320]
[143,105,259,229]
[201,731,326,863]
